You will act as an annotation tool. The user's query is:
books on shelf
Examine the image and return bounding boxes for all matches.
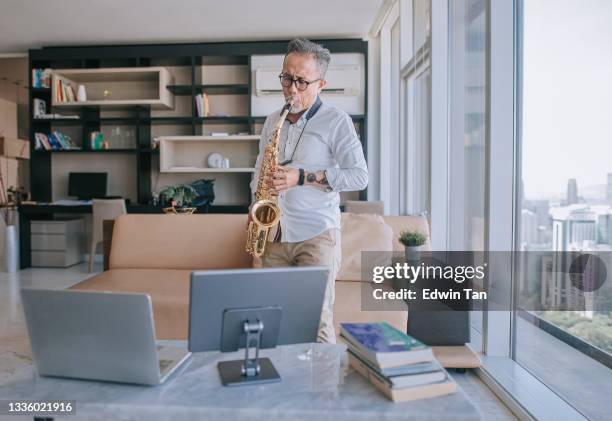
[35,131,80,151]
[55,78,77,103]
[340,322,456,402]
[32,68,52,88]
[194,93,210,117]
[33,97,79,119]
[34,113,80,120]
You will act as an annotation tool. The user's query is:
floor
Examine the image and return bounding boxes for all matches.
[0,263,517,420]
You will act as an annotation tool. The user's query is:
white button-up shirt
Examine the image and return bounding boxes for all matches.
[250,99,368,243]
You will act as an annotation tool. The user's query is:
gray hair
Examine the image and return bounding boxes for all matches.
[285,38,331,78]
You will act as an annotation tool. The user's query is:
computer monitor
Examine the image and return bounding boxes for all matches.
[188,267,328,386]
[68,172,107,200]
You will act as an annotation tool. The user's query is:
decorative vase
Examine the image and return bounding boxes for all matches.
[404,245,423,262]
[4,224,19,273]
[77,84,87,102]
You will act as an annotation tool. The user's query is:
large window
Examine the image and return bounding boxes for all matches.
[402,0,431,217]
[515,0,612,418]
[448,0,487,342]
[449,0,486,252]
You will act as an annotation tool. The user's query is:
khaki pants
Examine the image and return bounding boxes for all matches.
[262,228,341,343]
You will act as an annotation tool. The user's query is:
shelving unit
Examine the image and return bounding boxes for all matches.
[28,39,368,209]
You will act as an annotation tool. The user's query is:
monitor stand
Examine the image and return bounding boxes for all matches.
[217,307,281,387]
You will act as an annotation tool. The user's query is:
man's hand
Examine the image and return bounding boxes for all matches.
[268,165,299,193]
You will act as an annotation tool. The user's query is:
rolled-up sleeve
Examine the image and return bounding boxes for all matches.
[325,113,369,192]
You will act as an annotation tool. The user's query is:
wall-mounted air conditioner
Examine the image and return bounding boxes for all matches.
[255,66,361,97]
[250,53,365,116]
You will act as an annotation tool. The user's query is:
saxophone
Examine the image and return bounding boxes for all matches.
[246,98,294,257]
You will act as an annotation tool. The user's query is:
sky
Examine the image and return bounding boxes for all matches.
[522,0,612,199]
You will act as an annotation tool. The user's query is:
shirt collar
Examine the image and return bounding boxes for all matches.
[286,96,323,126]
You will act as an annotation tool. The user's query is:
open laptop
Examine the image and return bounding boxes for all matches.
[21,288,191,386]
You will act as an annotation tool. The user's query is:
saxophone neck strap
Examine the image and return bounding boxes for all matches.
[278,96,323,166]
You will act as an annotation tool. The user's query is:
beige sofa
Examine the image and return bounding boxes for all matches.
[71,213,480,368]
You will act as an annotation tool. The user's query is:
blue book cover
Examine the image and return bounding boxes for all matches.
[341,322,428,353]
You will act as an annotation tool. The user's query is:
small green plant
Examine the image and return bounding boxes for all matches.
[398,230,428,247]
[159,184,197,208]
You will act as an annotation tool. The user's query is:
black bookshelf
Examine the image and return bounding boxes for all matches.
[28,39,369,206]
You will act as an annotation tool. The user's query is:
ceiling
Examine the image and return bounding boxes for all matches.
[0,0,384,54]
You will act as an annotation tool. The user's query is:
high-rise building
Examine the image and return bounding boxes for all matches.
[597,213,612,245]
[551,205,596,251]
[521,209,539,247]
[566,178,578,205]
[607,173,612,203]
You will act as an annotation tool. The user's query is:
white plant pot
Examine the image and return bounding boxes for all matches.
[4,224,19,273]
[77,84,87,102]
[404,245,424,262]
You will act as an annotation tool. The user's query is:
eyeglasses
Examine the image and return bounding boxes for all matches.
[278,73,321,91]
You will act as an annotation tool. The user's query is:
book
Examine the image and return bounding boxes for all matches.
[195,94,202,117]
[340,322,433,367]
[203,93,210,116]
[34,114,80,120]
[33,98,46,118]
[348,349,445,388]
[347,342,441,377]
[348,352,456,402]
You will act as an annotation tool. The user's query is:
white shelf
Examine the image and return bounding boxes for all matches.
[164,167,255,173]
[51,67,174,109]
[159,134,259,173]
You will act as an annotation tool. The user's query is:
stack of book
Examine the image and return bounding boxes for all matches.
[340,322,456,402]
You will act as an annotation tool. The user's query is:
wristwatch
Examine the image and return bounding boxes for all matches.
[298,168,305,186]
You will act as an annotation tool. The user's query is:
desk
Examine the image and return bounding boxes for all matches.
[0,341,482,421]
[18,204,248,269]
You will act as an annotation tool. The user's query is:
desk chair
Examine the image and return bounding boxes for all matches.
[89,199,126,272]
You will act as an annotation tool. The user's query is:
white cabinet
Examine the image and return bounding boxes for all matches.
[31,219,84,267]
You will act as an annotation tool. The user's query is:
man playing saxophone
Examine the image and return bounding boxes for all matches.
[250,38,368,343]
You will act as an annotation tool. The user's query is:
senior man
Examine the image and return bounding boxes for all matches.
[250,38,368,343]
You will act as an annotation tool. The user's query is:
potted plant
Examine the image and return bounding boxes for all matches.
[398,229,428,261]
[159,184,198,214]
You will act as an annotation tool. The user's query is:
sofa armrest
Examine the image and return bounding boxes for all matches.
[103,219,115,271]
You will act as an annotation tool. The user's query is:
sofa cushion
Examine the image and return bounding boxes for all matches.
[109,214,253,270]
[336,213,394,281]
[69,269,191,340]
[333,280,408,337]
[383,215,431,252]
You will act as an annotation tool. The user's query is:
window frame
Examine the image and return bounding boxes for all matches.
[401,44,431,216]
